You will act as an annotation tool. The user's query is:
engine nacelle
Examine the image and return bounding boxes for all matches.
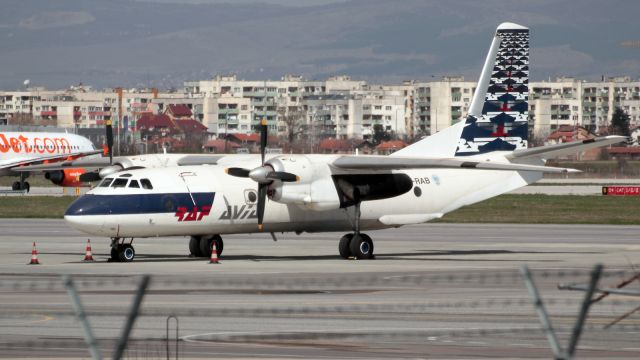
[45,168,86,187]
[267,155,342,211]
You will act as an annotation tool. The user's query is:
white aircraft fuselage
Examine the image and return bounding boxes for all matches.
[0,131,96,176]
[65,153,541,238]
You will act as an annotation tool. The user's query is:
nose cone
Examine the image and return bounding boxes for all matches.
[65,194,95,216]
[64,195,105,235]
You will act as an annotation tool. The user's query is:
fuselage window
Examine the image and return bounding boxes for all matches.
[99,178,113,187]
[140,179,153,190]
[112,178,128,188]
[129,180,140,188]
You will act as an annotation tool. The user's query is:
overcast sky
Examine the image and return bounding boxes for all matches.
[1,0,638,90]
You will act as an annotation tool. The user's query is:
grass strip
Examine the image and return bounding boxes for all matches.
[0,194,637,224]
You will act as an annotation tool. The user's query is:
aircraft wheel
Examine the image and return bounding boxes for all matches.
[11,181,20,191]
[349,233,374,260]
[118,244,135,262]
[110,247,119,261]
[189,236,203,257]
[338,233,353,259]
[200,235,223,258]
[23,182,30,193]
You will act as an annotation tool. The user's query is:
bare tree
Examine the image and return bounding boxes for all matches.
[9,112,35,126]
[277,105,306,151]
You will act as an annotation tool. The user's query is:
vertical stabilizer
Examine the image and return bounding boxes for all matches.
[455,22,529,156]
[393,22,527,158]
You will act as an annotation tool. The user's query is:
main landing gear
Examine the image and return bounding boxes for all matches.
[189,235,223,258]
[109,238,135,262]
[338,200,375,260]
[12,173,30,192]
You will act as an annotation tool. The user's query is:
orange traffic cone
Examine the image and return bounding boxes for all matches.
[83,239,94,262]
[28,242,40,265]
[209,242,219,264]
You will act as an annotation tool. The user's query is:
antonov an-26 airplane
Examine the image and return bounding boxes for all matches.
[64,23,623,262]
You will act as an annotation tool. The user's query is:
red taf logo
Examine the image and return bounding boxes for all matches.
[175,205,212,222]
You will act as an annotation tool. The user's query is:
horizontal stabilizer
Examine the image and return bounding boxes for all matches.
[507,136,625,161]
[333,156,578,173]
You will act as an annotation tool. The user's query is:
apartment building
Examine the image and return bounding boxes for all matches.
[530,76,640,139]
[2,76,639,143]
[414,76,476,137]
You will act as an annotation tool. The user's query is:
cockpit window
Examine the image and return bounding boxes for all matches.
[99,178,113,187]
[129,180,140,188]
[140,179,153,189]
[112,178,128,188]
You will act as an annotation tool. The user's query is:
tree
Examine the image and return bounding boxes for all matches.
[277,105,306,151]
[372,124,391,144]
[611,107,630,137]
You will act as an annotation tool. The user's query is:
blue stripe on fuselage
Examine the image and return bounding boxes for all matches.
[65,192,215,216]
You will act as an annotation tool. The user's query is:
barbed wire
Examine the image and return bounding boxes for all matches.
[2,296,639,319]
[0,269,634,290]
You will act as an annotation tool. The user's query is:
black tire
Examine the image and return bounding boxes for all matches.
[110,247,119,261]
[338,233,353,259]
[11,181,19,191]
[349,233,374,260]
[189,236,203,257]
[118,244,135,262]
[200,235,223,258]
[214,236,223,257]
[24,182,30,193]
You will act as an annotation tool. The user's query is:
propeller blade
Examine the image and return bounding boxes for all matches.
[257,183,267,230]
[226,167,251,177]
[79,172,102,182]
[266,171,299,182]
[105,119,113,165]
[260,118,267,165]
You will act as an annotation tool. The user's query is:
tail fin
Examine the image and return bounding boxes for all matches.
[455,22,529,156]
[392,22,528,158]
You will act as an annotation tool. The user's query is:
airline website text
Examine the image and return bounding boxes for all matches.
[0,134,72,154]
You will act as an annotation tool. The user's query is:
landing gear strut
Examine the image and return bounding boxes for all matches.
[339,200,375,260]
[189,235,223,258]
[110,237,135,262]
[12,173,30,192]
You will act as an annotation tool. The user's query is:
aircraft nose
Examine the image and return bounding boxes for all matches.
[64,194,107,234]
[65,194,95,216]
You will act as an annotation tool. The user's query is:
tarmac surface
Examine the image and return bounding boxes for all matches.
[0,219,639,359]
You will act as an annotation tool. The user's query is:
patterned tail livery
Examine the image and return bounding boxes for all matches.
[456,23,529,156]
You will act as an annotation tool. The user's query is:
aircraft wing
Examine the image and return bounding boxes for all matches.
[332,155,579,173]
[3,150,103,172]
[506,136,625,161]
[15,153,225,172]
[176,155,224,166]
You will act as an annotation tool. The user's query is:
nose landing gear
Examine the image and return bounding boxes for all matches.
[109,238,135,262]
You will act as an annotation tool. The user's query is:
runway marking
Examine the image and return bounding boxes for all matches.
[182,327,486,343]
[0,314,54,326]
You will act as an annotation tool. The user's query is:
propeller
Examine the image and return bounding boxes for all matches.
[105,119,113,165]
[79,119,114,183]
[225,119,298,230]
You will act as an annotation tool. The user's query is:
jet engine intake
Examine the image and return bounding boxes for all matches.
[45,168,86,187]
